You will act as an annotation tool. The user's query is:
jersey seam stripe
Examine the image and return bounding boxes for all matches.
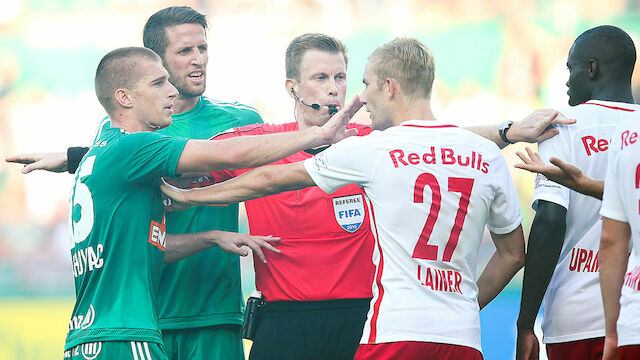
[131,341,139,360]
[364,189,385,344]
[205,99,261,114]
[137,342,146,360]
[207,98,259,108]
[143,342,152,360]
[580,102,636,112]
[93,117,110,143]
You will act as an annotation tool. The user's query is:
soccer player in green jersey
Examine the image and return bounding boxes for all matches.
[9,7,285,360]
[142,8,260,359]
[17,43,360,359]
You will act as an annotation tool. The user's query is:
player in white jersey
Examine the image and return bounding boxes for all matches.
[516,25,638,360]
[160,38,526,360]
[600,117,640,360]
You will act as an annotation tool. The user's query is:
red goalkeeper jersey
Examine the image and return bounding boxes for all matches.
[212,122,375,302]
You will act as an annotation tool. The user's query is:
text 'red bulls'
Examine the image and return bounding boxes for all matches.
[389,147,489,174]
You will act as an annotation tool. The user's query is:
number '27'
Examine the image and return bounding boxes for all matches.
[412,173,474,262]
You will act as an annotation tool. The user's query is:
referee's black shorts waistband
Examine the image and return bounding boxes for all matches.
[263,298,372,313]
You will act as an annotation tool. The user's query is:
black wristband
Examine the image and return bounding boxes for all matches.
[67,147,90,174]
[498,121,514,144]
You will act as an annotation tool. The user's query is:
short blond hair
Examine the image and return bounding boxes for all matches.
[368,38,435,99]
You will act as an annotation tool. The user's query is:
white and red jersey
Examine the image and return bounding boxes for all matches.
[211,122,375,302]
[600,117,640,347]
[532,100,640,344]
[304,120,522,352]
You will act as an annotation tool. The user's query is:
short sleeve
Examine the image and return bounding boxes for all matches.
[211,127,242,141]
[209,128,244,180]
[303,136,379,194]
[117,132,188,183]
[600,132,627,222]
[487,152,523,234]
[532,129,571,210]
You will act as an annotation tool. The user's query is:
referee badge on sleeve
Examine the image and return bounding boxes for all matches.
[333,194,365,233]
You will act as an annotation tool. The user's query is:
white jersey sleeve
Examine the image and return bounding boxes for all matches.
[599,118,640,347]
[304,135,382,193]
[532,129,571,210]
[487,153,522,234]
[600,128,627,222]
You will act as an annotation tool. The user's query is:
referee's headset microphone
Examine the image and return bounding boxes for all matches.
[290,87,338,115]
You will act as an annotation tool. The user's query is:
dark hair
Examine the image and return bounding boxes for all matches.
[285,33,348,81]
[143,6,208,57]
[94,47,161,115]
[573,25,636,81]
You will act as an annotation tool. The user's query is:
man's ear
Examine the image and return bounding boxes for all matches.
[114,88,134,109]
[386,78,400,99]
[587,59,599,80]
[285,79,296,99]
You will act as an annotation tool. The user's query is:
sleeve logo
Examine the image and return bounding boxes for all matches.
[332,194,365,233]
[148,214,167,251]
[534,173,560,189]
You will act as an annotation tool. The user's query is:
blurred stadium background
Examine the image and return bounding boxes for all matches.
[1,0,639,359]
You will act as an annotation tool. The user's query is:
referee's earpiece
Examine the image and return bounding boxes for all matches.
[291,86,321,111]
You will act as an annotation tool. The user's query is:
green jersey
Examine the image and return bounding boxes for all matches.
[156,97,262,329]
[91,97,263,330]
[65,127,188,350]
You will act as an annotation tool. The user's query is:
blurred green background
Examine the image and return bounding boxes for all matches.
[1,0,640,359]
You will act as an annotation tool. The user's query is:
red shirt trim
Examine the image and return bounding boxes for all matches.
[365,189,385,343]
[401,124,459,129]
[580,102,636,112]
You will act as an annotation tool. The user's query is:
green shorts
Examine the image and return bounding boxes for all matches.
[64,341,167,360]
[163,324,243,360]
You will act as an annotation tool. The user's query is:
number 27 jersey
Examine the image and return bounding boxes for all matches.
[304,120,522,352]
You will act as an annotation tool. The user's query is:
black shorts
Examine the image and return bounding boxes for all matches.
[249,298,371,360]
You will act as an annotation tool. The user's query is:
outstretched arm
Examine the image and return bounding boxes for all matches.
[599,217,631,360]
[5,146,90,174]
[466,109,576,149]
[477,224,525,309]
[162,161,316,206]
[515,201,567,360]
[515,147,603,199]
[165,230,281,264]
[175,96,362,174]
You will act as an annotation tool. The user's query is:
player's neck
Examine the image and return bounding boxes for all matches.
[173,95,200,114]
[109,119,147,133]
[590,85,635,105]
[392,98,437,126]
[110,113,159,133]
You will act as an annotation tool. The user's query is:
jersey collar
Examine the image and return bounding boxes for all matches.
[581,100,640,112]
[399,119,459,129]
[171,96,205,121]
